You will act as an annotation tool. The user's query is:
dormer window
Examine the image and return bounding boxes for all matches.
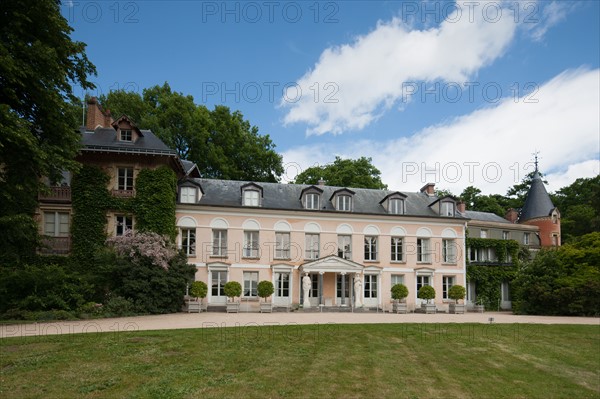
[180,187,198,204]
[241,183,263,207]
[337,195,352,211]
[305,193,320,209]
[389,198,405,215]
[441,201,455,216]
[120,129,132,142]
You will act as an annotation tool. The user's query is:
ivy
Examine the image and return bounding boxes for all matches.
[467,264,517,310]
[133,167,177,241]
[466,238,520,265]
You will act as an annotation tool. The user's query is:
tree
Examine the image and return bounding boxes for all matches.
[0,0,96,263]
[551,176,600,242]
[101,85,284,182]
[459,186,506,216]
[505,171,548,209]
[293,156,387,189]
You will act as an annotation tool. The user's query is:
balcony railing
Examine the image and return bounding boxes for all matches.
[39,236,71,255]
[111,189,135,198]
[38,186,71,202]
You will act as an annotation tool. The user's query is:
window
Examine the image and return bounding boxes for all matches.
[180,187,197,204]
[441,201,455,216]
[480,230,488,239]
[275,232,290,259]
[310,274,319,298]
[243,272,258,297]
[336,274,350,299]
[243,231,259,258]
[243,190,260,206]
[416,274,431,292]
[118,168,134,191]
[305,233,320,259]
[524,233,530,245]
[337,235,352,260]
[391,237,404,262]
[364,236,378,261]
[181,228,196,256]
[442,239,457,263]
[443,276,455,299]
[391,274,404,286]
[212,230,227,257]
[212,271,227,296]
[115,215,132,236]
[417,238,430,263]
[502,231,510,240]
[304,193,320,210]
[552,234,558,246]
[337,195,352,211]
[120,129,132,141]
[44,211,69,236]
[389,199,404,215]
[275,272,289,297]
[364,275,378,298]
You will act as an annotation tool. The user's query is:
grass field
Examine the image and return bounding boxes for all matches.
[1,323,599,398]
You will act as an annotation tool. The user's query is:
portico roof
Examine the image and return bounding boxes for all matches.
[300,255,372,274]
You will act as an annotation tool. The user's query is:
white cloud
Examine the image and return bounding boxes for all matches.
[282,68,600,195]
[281,1,518,135]
[525,1,572,42]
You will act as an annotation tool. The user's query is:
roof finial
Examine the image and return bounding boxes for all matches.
[532,150,541,173]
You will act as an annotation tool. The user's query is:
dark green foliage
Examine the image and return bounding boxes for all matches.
[223,281,242,299]
[417,285,435,302]
[0,262,90,315]
[552,176,600,243]
[0,214,38,265]
[103,296,136,317]
[257,280,274,300]
[466,238,520,264]
[512,232,600,316]
[134,167,177,241]
[391,283,409,300]
[292,156,387,189]
[467,265,517,310]
[190,281,208,299]
[460,186,506,216]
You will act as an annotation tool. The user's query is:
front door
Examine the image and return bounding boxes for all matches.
[336,274,351,306]
[211,271,227,304]
[363,274,378,307]
[416,274,431,306]
[274,272,290,306]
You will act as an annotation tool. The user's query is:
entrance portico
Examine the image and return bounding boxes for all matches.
[300,255,381,309]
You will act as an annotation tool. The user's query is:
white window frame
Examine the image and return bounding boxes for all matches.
[364,236,378,261]
[337,235,352,260]
[115,215,133,236]
[275,272,290,297]
[442,276,455,300]
[502,231,510,240]
[336,195,352,211]
[181,228,196,256]
[480,229,488,239]
[389,198,404,215]
[120,129,132,142]
[275,232,291,259]
[441,201,455,216]
[442,239,457,263]
[243,271,258,298]
[524,233,530,245]
[305,233,320,260]
[44,211,70,237]
[364,275,378,298]
[391,274,404,286]
[243,190,260,207]
[117,167,134,191]
[391,237,404,262]
[212,229,228,257]
[304,193,320,210]
[417,238,430,263]
[243,230,259,258]
[180,187,197,204]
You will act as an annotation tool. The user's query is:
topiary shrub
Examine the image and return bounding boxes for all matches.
[418,285,436,303]
[223,281,242,301]
[391,283,409,302]
[257,280,274,302]
[190,281,208,300]
[448,285,466,303]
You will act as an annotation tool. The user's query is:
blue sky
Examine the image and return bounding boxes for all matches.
[63,0,600,194]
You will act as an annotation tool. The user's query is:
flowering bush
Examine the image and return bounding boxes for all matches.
[107,230,176,270]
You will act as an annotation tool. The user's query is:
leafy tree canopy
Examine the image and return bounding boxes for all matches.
[0,0,96,263]
[459,186,505,216]
[100,84,283,182]
[292,156,387,189]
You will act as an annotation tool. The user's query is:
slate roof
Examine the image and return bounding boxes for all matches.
[465,210,511,224]
[80,127,176,155]
[189,178,469,220]
[519,171,555,221]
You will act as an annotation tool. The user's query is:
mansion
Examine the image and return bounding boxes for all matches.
[36,98,561,312]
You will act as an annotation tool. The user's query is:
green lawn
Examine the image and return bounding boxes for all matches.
[1,323,599,398]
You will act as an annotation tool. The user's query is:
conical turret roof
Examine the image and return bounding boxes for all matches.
[519,170,555,222]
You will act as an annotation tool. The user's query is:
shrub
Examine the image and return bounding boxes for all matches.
[103,296,135,317]
[223,281,242,301]
[391,284,409,301]
[417,285,436,303]
[448,285,466,302]
[257,280,274,301]
[190,281,208,299]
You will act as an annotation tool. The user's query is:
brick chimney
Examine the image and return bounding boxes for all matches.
[505,208,519,223]
[457,201,466,214]
[86,97,113,130]
[318,177,326,187]
[420,183,435,196]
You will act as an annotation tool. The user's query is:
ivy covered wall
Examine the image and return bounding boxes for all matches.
[134,166,177,241]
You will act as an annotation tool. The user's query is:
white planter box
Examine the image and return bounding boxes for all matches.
[392,302,408,314]
[422,303,436,314]
[260,303,273,313]
[449,303,465,314]
[226,302,240,313]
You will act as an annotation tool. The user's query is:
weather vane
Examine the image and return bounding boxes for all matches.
[532,150,541,172]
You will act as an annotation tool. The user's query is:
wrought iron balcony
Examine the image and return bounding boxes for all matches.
[38,186,71,203]
[111,189,136,198]
[39,236,71,255]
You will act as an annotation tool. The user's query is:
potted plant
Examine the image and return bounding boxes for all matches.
[188,281,208,313]
[474,296,485,313]
[391,283,409,314]
[257,280,274,313]
[223,281,242,313]
[448,284,466,314]
[417,285,436,314]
